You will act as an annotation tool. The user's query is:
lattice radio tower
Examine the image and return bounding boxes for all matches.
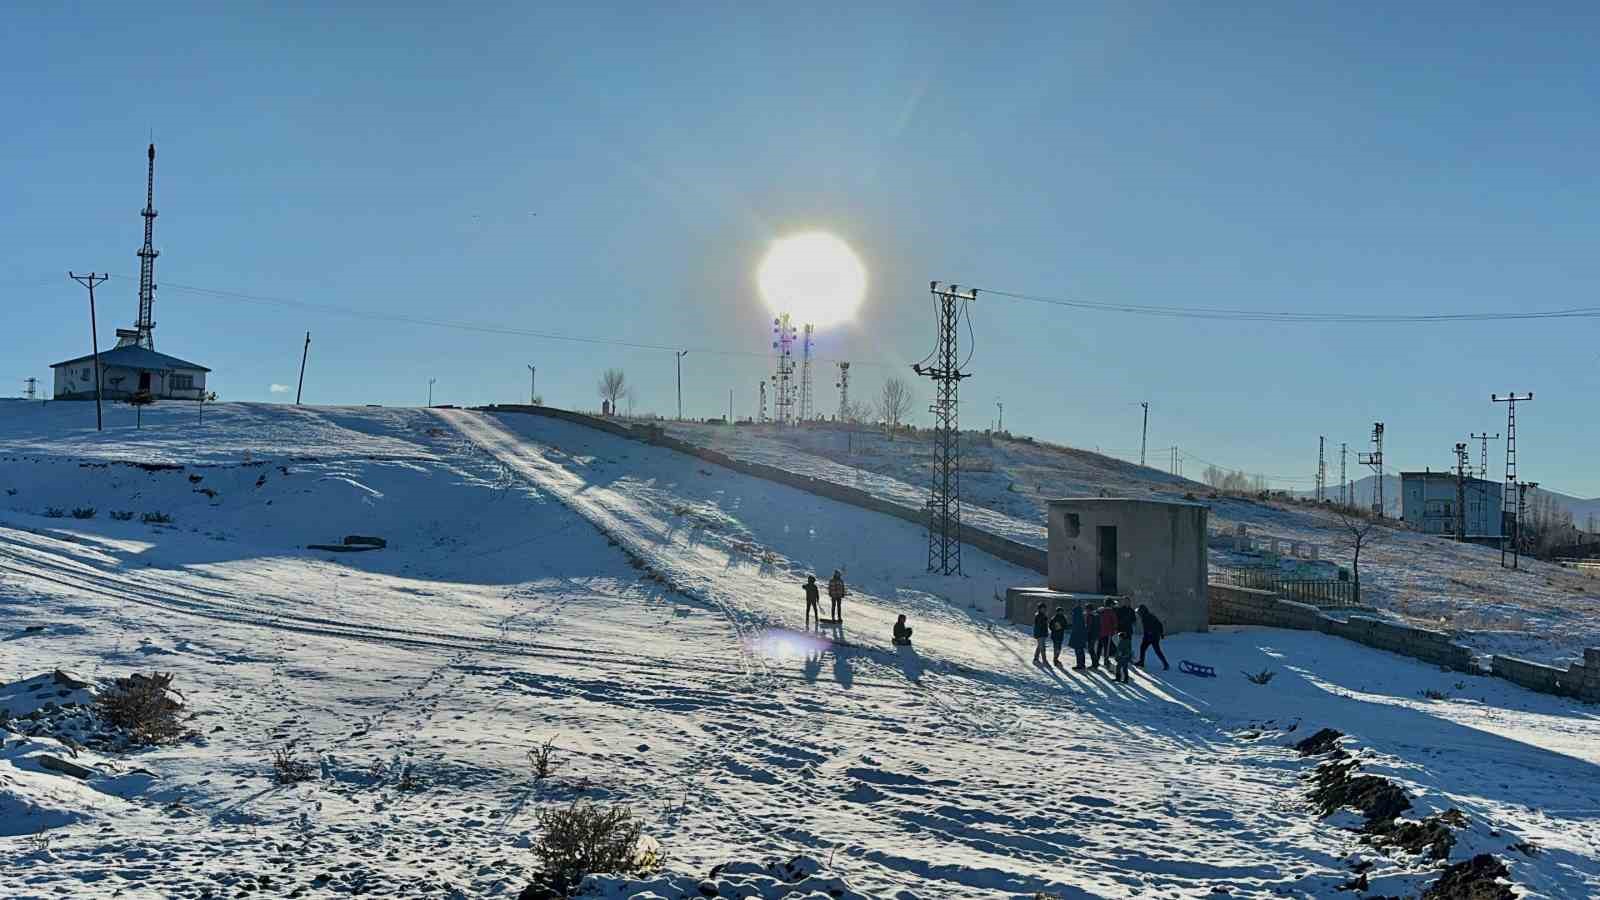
[117,144,160,350]
[1518,481,1540,556]
[1470,431,1500,546]
[757,381,768,424]
[798,323,815,422]
[1315,436,1327,503]
[770,314,797,425]
[23,377,38,400]
[1358,423,1385,517]
[835,361,851,421]
[1492,393,1532,568]
[1454,442,1471,541]
[913,282,976,576]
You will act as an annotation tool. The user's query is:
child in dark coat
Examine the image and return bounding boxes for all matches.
[1067,602,1088,670]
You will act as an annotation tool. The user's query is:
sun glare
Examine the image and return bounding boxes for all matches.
[757,232,867,328]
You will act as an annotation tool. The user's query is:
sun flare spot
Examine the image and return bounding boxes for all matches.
[757,232,867,328]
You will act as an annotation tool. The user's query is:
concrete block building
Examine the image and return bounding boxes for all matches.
[51,346,210,402]
[1400,471,1503,540]
[1043,497,1210,634]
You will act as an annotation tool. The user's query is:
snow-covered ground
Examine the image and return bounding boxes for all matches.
[658,421,1600,667]
[1,401,1597,898]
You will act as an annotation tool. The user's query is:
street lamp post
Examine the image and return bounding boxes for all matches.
[527,364,536,405]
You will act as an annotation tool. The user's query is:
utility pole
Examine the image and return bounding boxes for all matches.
[428,378,435,408]
[913,282,976,576]
[295,332,311,405]
[1339,442,1348,507]
[526,364,537,405]
[1470,431,1500,545]
[1454,442,1471,541]
[1358,423,1385,517]
[835,362,851,421]
[675,350,689,420]
[1316,436,1327,503]
[758,381,767,424]
[23,377,38,401]
[69,272,108,431]
[996,400,1003,433]
[1492,393,1533,568]
[1519,481,1540,556]
[1140,402,1149,467]
[728,388,733,424]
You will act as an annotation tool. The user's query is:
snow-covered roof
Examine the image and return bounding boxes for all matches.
[51,345,211,372]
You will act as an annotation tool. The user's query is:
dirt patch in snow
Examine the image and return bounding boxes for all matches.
[1420,853,1516,900]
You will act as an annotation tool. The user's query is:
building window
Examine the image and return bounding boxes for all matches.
[171,374,195,390]
[81,367,92,380]
[1063,513,1081,538]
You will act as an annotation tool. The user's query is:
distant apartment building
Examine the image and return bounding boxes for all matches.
[1400,471,1503,539]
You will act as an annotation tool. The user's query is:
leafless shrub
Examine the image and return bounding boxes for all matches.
[70,507,97,519]
[44,507,65,518]
[1243,668,1277,685]
[529,736,564,782]
[141,511,174,524]
[534,801,652,894]
[110,510,135,521]
[1420,688,1450,701]
[96,672,185,745]
[271,747,316,784]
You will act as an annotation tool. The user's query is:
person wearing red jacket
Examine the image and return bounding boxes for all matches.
[1096,599,1118,671]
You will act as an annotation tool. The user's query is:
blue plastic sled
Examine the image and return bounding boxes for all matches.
[1180,660,1217,678]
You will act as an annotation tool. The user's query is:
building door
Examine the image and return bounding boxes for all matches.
[137,371,151,392]
[1097,526,1118,595]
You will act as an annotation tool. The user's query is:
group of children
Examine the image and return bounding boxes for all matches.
[1033,596,1168,683]
[802,572,916,647]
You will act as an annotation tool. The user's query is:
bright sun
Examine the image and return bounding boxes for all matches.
[757,232,867,328]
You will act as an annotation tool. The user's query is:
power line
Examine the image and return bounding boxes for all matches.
[980,288,1600,323]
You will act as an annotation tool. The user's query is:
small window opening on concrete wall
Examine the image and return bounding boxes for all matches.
[1097,525,1119,594]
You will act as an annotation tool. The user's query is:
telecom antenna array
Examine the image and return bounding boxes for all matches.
[1358,423,1385,517]
[799,324,815,421]
[1492,393,1532,569]
[913,282,976,576]
[770,314,797,426]
[835,361,851,420]
[23,377,38,400]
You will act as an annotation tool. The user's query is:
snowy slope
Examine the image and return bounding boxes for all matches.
[0,402,1596,898]
[658,420,1600,667]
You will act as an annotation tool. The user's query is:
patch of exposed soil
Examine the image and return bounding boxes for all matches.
[1295,727,1344,756]
[1420,854,1515,900]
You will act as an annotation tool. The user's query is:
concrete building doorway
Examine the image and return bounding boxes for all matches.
[1097,526,1119,594]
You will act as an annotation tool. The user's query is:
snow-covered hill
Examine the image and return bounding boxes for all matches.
[657,420,1600,668]
[1,402,1597,898]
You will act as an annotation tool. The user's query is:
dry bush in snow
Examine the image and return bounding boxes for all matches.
[528,735,564,782]
[271,747,316,784]
[96,671,185,746]
[534,801,651,893]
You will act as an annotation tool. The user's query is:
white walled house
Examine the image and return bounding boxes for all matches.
[50,346,210,402]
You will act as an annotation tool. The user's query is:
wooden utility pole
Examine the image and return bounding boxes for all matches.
[69,272,109,431]
[296,332,311,405]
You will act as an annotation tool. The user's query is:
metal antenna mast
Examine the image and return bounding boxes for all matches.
[797,324,815,422]
[1492,393,1532,568]
[23,378,38,400]
[913,282,975,576]
[1358,423,1385,517]
[758,381,768,424]
[770,315,796,426]
[1454,442,1471,541]
[1140,402,1149,467]
[1316,436,1327,503]
[118,144,159,350]
[1339,442,1348,507]
[834,361,850,420]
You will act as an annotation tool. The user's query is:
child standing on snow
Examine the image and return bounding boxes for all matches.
[827,570,846,621]
[803,575,821,628]
[1115,630,1133,683]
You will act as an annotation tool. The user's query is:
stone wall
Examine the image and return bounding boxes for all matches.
[1491,649,1600,702]
[1208,582,1476,672]
[482,405,1050,576]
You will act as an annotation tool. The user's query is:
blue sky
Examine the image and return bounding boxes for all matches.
[5,3,1597,496]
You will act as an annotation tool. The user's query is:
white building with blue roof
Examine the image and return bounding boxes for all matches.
[50,345,210,402]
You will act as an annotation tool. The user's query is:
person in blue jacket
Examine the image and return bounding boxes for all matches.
[1067,600,1089,670]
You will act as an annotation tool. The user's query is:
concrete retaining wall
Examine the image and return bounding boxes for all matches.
[1491,649,1600,702]
[1208,582,1476,672]
[482,405,1050,577]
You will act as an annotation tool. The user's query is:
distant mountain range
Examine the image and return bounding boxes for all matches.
[1293,474,1600,527]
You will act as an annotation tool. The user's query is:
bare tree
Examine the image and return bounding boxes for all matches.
[1333,507,1383,604]
[598,369,627,413]
[877,377,914,439]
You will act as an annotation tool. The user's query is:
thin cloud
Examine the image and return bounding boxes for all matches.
[270,384,290,394]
